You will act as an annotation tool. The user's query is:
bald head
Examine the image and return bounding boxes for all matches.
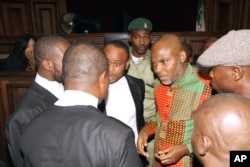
[35,35,69,67]
[152,34,184,55]
[34,35,69,82]
[63,41,108,83]
[192,93,250,167]
[63,42,109,102]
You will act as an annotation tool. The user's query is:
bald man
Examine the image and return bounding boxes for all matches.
[20,42,143,167]
[137,34,212,167]
[192,93,250,167]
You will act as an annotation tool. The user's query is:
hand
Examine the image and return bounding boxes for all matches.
[137,128,149,158]
[154,144,189,165]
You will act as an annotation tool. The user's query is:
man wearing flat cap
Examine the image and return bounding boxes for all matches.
[196,29,250,99]
[127,17,157,167]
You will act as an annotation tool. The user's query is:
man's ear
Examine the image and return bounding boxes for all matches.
[98,70,109,101]
[198,135,211,156]
[99,70,109,87]
[42,60,53,71]
[232,66,243,81]
[179,50,187,63]
[125,59,130,70]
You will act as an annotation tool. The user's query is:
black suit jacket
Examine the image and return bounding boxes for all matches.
[125,75,145,132]
[99,74,145,133]
[20,105,143,167]
[99,75,147,166]
[5,82,58,167]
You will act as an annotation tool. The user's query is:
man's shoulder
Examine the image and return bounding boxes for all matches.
[27,82,52,94]
[14,82,55,108]
[125,74,144,83]
[125,74,145,92]
[98,115,134,140]
[72,106,133,134]
[40,105,133,137]
[6,82,57,126]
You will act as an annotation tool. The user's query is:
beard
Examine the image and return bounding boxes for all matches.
[161,63,184,86]
[53,68,63,84]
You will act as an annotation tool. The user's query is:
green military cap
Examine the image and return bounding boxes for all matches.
[127,17,153,31]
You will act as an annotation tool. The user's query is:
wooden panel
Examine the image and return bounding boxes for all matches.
[31,2,57,34]
[205,0,250,31]
[216,0,233,31]
[1,2,31,35]
[0,72,35,167]
[0,38,15,54]
[0,4,3,35]
[0,0,66,35]
[242,0,250,28]
[30,0,66,34]
[7,84,32,114]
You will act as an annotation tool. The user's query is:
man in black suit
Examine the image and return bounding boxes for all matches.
[103,40,147,166]
[5,35,70,167]
[103,40,145,142]
[20,42,143,167]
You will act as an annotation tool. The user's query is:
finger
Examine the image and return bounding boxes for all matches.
[138,144,149,157]
[137,142,144,153]
[157,147,170,155]
[140,149,149,158]
[155,153,163,160]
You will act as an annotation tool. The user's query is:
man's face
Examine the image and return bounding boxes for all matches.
[209,66,233,93]
[52,43,70,83]
[129,30,152,57]
[151,44,184,85]
[103,45,129,84]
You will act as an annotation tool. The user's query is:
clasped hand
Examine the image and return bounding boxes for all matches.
[137,130,189,166]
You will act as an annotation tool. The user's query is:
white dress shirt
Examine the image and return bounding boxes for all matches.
[35,73,64,99]
[105,76,138,143]
[55,90,98,107]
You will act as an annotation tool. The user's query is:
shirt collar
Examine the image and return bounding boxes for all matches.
[34,73,64,98]
[110,76,126,86]
[129,47,150,64]
[55,90,98,108]
[173,64,194,87]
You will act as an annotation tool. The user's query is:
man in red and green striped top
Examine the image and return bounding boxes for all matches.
[137,33,212,167]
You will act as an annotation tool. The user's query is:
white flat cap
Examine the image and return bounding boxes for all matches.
[197,29,250,68]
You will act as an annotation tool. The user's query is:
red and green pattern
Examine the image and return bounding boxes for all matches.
[145,65,212,167]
